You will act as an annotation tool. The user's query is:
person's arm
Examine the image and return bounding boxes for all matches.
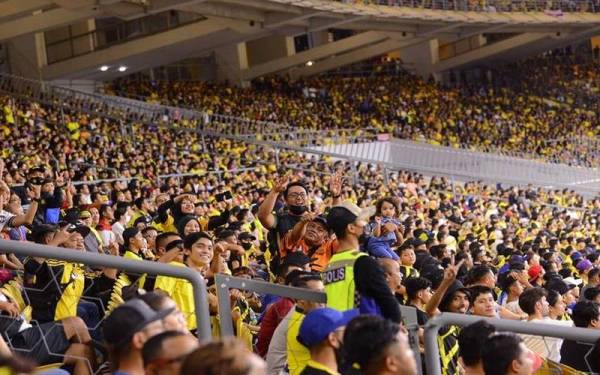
[373,217,382,237]
[257,174,289,230]
[354,255,402,323]
[425,260,463,317]
[9,185,40,227]
[288,212,314,245]
[329,172,343,206]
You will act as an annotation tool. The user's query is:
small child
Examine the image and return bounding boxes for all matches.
[366,198,403,260]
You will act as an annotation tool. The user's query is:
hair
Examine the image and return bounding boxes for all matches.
[142,330,186,366]
[99,204,111,218]
[155,232,180,250]
[136,290,171,312]
[405,277,431,301]
[343,315,402,373]
[289,271,322,289]
[572,301,600,328]
[458,320,497,367]
[114,205,128,221]
[180,337,256,375]
[518,287,547,315]
[481,333,524,375]
[589,267,600,280]
[375,197,399,218]
[283,181,308,199]
[468,285,494,306]
[466,265,493,286]
[546,289,561,307]
[183,231,213,250]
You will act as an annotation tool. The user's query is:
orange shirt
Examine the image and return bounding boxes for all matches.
[281,235,338,272]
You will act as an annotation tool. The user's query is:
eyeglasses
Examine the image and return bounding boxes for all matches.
[287,193,307,199]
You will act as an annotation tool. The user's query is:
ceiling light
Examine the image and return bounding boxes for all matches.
[306,61,314,66]
[118,66,127,72]
[99,65,109,72]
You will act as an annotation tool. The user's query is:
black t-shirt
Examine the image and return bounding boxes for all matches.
[354,255,402,323]
[560,339,595,372]
[409,304,429,326]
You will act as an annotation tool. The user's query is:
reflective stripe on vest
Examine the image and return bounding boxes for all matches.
[323,250,365,311]
[438,325,460,375]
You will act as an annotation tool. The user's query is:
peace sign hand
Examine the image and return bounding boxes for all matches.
[443,259,465,282]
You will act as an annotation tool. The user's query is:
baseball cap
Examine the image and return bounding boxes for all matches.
[238,232,257,242]
[545,279,575,296]
[571,251,583,261]
[281,251,312,268]
[79,210,91,219]
[103,299,173,349]
[439,280,470,312]
[326,201,375,234]
[66,224,90,238]
[576,259,593,272]
[528,264,543,282]
[28,224,57,243]
[297,307,358,347]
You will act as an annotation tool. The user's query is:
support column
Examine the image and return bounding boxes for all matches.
[215,42,248,86]
[308,30,330,48]
[400,39,440,82]
[246,35,295,67]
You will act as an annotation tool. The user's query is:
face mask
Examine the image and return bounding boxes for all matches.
[289,205,308,216]
[242,242,252,251]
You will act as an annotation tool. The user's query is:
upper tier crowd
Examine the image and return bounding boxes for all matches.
[0,51,600,375]
[109,52,600,167]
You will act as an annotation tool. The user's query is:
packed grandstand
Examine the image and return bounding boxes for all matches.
[1,26,600,375]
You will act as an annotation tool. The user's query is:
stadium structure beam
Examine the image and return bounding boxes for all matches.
[241,30,389,80]
[289,37,413,79]
[264,10,324,29]
[432,32,552,72]
[0,6,102,42]
[306,15,368,33]
[0,0,54,21]
[41,17,256,80]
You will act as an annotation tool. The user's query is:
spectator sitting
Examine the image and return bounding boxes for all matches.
[366,198,403,260]
[481,333,539,375]
[458,320,497,375]
[343,314,417,375]
[560,300,600,372]
[180,337,266,375]
[142,330,199,375]
[297,307,358,375]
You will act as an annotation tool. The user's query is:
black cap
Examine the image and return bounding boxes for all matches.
[66,224,90,238]
[282,251,312,268]
[238,232,257,242]
[545,279,575,296]
[103,299,173,349]
[29,224,58,243]
[439,280,470,312]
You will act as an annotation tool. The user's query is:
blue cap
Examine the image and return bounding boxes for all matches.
[571,251,583,261]
[297,308,358,347]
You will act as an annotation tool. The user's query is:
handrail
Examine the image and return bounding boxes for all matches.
[0,239,212,342]
[424,313,600,375]
[329,0,598,12]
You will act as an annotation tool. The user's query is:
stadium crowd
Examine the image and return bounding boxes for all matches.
[1,51,600,375]
[109,53,600,167]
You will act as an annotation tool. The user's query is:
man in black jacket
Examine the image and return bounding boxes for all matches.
[560,300,600,372]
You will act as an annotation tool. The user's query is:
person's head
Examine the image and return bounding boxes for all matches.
[481,333,535,375]
[379,258,402,293]
[297,308,358,364]
[177,215,201,237]
[99,204,114,221]
[469,286,496,317]
[584,287,600,303]
[327,201,374,242]
[501,275,524,298]
[284,181,309,214]
[155,232,181,257]
[142,227,158,250]
[440,280,470,313]
[184,231,214,268]
[398,245,416,267]
[405,277,432,305]
[137,291,188,333]
[518,287,549,317]
[103,299,171,371]
[572,300,600,329]
[123,227,144,251]
[180,337,266,375]
[467,265,495,288]
[290,271,325,313]
[304,217,330,247]
[376,197,399,219]
[143,331,199,375]
[546,289,566,318]
[62,225,89,251]
[344,315,417,375]
[458,320,496,369]
[588,267,600,286]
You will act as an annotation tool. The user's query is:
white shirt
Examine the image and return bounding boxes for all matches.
[521,318,572,362]
[266,307,294,375]
[112,222,125,245]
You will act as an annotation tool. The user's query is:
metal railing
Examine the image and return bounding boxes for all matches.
[424,313,600,375]
[2,72,600,196]
[0,239,212,341]
[214,275,423,375]
[333,0,599,12]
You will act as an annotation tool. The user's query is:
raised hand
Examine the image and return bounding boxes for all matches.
[329,172,343,197]
[300,211,316,223]
[443,259,465,282]
[273,173,290,193]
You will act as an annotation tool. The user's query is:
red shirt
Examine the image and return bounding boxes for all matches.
[256,297,295,357]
